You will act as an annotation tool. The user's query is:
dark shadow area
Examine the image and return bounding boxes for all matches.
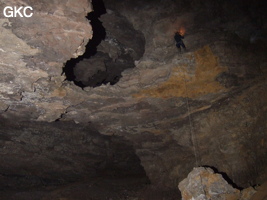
[63,0,107,88]
[62,0,145,88]
[81,0,106,57]
[0,118,150,199]
[202,165,243,190]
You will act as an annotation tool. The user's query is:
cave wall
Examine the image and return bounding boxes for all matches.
[0,0,92,121]
[0,119,146,190]
[0,0,267,193]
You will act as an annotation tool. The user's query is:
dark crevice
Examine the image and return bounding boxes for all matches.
[62,0,145,88]
[202,165,243,190]
[63,0,107,88]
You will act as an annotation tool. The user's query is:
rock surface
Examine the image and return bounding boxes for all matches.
[178,167,239,200]
[251,182,267,200]
[0,119,146,186]
[0,0,267,198]
[0,0,92,121]
[70,8,146,87]
[178,167,257,200]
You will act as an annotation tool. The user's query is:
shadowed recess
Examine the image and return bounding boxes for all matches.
[63,0,145,88]
[63,0,107,88]
[0,119,150,191]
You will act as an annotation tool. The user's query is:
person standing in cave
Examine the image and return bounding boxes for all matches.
[174,31,186,53]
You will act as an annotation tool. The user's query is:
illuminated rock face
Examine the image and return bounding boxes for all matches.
[0,0,92,121]
[178,167,257,200]
[0,0,267,198]
[178,167,240,200]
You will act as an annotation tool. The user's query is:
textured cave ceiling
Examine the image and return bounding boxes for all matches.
[63,0,145,88]
[0,0,267,199]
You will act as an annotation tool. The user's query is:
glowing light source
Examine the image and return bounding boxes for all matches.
[178,26,186,36]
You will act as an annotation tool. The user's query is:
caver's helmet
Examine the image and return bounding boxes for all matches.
[179,27,186,36]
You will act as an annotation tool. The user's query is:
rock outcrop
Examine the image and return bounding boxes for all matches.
[178,167,257,200]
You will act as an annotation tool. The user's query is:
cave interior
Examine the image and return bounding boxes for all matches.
[0,0,267,199]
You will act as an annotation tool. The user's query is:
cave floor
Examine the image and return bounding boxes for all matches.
[0,176,180,200]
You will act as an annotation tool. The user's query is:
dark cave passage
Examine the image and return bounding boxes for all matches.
[63,0,145,88]
[0,119,150,198]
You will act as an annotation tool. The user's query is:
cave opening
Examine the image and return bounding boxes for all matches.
[63,0,145,88]
[63,0,107,88]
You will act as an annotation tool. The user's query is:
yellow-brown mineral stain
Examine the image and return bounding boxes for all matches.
[133,46,227,99]
[51,87,67,97]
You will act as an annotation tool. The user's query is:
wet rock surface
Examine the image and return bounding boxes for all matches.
[0,0,267,199]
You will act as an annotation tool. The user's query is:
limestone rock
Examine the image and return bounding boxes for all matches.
[178,167,240,200]
[178,167,260,200]
[100,11,145,61]
[0,0,92,121]
[0,102,9,113]
[251,182,267,200]
[240,187,257,200]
